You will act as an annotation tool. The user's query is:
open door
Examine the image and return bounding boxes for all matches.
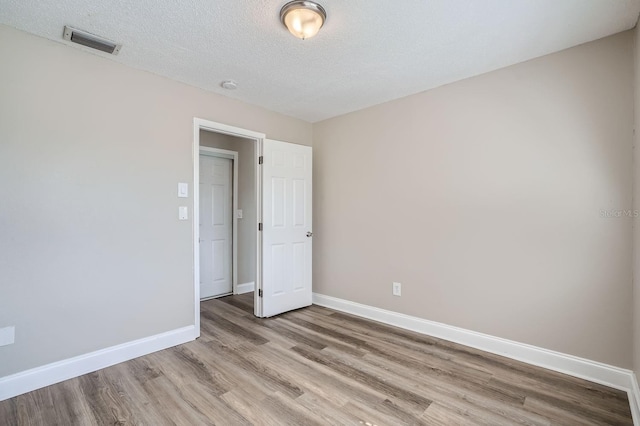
[260,139,312,317]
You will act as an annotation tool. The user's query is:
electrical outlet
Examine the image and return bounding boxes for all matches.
[392,282,401,296]
[0,326,15,347]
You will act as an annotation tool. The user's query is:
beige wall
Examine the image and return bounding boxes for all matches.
[1,19,636,381]
[0,24,311,377]
[313,31,634,367]
[200,131,256,286]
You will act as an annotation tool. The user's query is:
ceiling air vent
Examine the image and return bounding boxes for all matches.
[63,26,122,55]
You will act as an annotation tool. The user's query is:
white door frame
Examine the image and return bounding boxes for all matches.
[199,147,238,299]
[193,118,264,337]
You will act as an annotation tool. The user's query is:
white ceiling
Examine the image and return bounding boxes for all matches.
[1,1,639,122]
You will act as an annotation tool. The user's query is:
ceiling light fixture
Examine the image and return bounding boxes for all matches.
[280,1,326,40]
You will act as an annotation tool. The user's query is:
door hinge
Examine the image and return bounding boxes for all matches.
[259,156,263,165]
[258,222,263,231]
[258,289,263,297]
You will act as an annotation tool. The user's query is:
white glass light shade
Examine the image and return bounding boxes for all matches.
[280,1,326,40]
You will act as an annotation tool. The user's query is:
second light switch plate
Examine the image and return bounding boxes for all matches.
[178,183,189,198]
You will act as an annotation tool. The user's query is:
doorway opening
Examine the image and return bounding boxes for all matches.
[193,119,264,335]
[193,118,313,334]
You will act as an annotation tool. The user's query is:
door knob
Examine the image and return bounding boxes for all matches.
[306,232,313,237]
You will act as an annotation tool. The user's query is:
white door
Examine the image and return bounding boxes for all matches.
[200,155,233,299]
[261,139,312,317]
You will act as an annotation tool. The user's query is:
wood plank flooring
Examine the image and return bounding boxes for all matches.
[0,292,633,425]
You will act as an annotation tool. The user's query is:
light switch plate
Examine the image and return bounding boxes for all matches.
[0,326,15,347]
[237,209,243,219]
[178,183,189,198]
[179,206,188,220]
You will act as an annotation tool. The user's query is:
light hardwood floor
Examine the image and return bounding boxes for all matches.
[0,293,633,425]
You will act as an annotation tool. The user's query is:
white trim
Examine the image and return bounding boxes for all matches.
[194,118,265,140]
[313,292,639,422]
[200,147,237,160]
[193,118,265,327]
[200,292,232,301]
[193,122,201,337]
[199,147,239,297]
[0,325,195,402]
[630,373,640,426]
[255,138,263,317]
[236,281,255,295]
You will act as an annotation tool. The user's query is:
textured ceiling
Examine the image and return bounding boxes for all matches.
[1,0,639,122]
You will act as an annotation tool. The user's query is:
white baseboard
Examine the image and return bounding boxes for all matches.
[236,281,255,295]
[312,293,639,425]
[631,373,640,426]
[0,325,196,402]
